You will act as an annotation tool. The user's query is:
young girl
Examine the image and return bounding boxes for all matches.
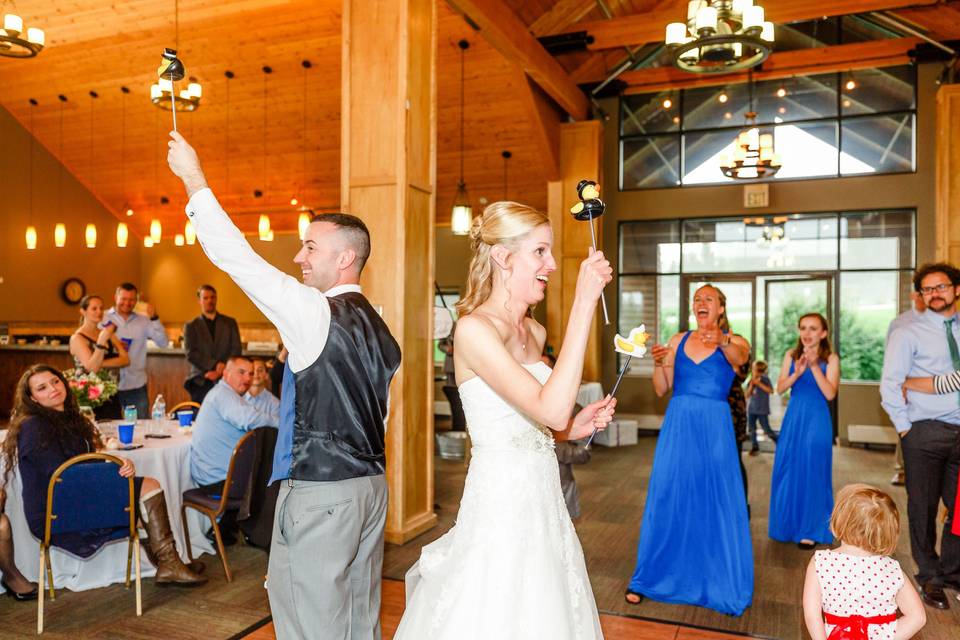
[803,484,925,640]
[746,360,776,455]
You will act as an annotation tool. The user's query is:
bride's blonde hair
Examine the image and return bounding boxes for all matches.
[455,201,550,317]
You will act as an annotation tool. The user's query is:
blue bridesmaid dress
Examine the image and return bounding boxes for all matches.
[628,332,754,616]
[768,359,834,544]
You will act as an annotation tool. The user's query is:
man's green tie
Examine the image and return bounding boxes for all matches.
[946,318,960,405]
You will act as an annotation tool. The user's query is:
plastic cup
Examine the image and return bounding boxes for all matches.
[177,410,194,427]
[120,337,133,351]
[118,422,135,445]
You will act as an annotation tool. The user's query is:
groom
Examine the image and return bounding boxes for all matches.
[167,131,401,639]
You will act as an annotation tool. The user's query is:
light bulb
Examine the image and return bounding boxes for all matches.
[695,6,717,33]
[845,78,857,91]
[188,82,202,99]
[26,27,44,46]
[25,226,37,250]
[185,220,196,245]
[451,205,473,236]
[116,222,128,248]
[290,197,298,206]
[175,234,185,246]
[298,212,311,240]
[125,207,134,217]
[150,219,161,243]
[665,22,687,46]
[662,97,673,109]
[85,223,97,248]
[776,86,786,98]
[55,223,66,248]
[742,5,764,30]
[3,14,23,34]
[259,214,271,240]
[718,92,728,104]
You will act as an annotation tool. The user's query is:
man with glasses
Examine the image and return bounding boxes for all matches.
[881,262,960,610]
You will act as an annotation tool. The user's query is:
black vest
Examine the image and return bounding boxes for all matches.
[289,292,401,482]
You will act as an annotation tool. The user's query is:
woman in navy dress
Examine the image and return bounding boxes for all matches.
[0,365,205,585]
[626,284,754,616]
[769,312,840,549]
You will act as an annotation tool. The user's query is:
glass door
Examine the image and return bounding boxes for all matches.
[680,277,756,348]
[763,277,833,381]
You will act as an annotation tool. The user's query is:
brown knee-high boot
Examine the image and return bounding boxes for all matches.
[141,492,207,586]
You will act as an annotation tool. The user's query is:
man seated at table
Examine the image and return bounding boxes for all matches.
[244,358,279,416]
[190,356,279,544]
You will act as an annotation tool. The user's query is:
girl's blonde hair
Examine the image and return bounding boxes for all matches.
[455,201,550,317]
[830,483,900,555]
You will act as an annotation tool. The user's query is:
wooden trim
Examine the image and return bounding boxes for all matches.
[936,84,960,262]
[384,510,439,545]
[446,0,590,120]
[622,39,920,94]
[549,0,940,50]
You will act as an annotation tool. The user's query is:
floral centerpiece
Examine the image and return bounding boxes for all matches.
[63,368,119,409]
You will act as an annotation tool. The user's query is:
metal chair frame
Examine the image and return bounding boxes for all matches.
[168,400,201,418]
[38,452,141,634]
[180,429,258,582]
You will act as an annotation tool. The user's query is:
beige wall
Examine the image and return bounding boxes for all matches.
[599,63,941,438]
[0,105,141,324]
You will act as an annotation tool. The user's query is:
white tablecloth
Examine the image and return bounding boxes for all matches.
[577,381,605,407]
[1,420,215,593]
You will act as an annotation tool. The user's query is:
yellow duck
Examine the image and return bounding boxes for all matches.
[614,325,650,357]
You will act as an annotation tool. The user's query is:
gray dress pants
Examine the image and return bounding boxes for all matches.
[268,475,388,640]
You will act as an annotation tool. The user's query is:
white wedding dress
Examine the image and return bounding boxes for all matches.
[394,362,603,639]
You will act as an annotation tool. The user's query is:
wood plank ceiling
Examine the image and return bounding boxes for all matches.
[2,0,958,238]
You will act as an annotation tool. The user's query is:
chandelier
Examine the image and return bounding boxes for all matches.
[719,75,781,179]
[151,74,202,111]
[665,1,774,74]
[1,11,44,58]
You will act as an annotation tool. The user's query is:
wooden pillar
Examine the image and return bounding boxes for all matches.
[936,84,960,263]
[546,120,604,382]
[341,0,438,543]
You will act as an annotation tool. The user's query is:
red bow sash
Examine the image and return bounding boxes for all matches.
[824,611,897,640]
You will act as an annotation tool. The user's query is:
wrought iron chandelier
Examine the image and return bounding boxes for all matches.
[719,75,781,179]
[0,10,44,58]
[665,1,774,74]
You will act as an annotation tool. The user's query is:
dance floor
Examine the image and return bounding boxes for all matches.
[238,579,750,640]
[2,435,959,638]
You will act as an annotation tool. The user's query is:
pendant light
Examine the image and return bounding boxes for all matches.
[258,65,272,240]
[174,233,185,246]
[223,70,234,214]
[501,150,511,201]
[85,90,98,247]
[120,86,134,220]
[293,59,311,208]
[184,220,196,244]
[25,98,37,249]
[150,219,162,243]
[150,108,162,243]
[450,39,472,235]
[298,211,311,240]
[116,222,129,247]
[55,94,67,247]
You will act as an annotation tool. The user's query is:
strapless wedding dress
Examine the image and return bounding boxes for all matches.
[394,362,603,639]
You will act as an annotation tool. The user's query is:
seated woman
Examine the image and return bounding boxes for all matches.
[0,364,205,586]
[69,295,130,420]
[0,487,37,600]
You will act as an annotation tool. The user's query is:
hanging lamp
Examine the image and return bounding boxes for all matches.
[84,90,98,247]
[185,220,196,244]
[25,98,37,249]
[258,65,272,240]
[55,94,67,247]
[450,39,472,236]
[116,222,129,247]
[664,0,774,74]
[120,86,134,220]
[0,9,44,58]
[293,59,311,208]
[718,71,781,179]
[150,0,201,112]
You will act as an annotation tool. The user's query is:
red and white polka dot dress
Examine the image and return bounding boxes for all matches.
[814,549,903,639]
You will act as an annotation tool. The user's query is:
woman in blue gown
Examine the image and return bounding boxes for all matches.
[769,312,840,549]
[626,284,754,616]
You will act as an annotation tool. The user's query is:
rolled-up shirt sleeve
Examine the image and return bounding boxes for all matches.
[185,188,329,372]
[934,370,960,394]
[880,327,914,432]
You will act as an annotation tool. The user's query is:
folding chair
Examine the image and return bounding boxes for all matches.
[38,452,141,633]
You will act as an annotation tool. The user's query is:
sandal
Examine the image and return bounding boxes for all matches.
[624,588,643,605]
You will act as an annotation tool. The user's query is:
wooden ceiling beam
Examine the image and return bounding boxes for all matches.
[516,71,562,180]
[621,38,921,94]
[550,0,941,50]
[446,0,590,120]
[528,0,597,37]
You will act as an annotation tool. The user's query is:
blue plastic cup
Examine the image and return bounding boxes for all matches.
[118,422,135,445]
[177,410,194,427]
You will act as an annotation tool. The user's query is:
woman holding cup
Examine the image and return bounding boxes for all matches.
[69,295,129,420]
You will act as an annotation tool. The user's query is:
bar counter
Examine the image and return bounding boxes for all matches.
[0,344,274,417]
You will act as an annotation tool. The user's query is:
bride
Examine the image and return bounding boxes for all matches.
[395,201,615,639]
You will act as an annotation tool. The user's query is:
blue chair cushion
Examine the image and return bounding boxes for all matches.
[183,487,242,512]
[50,462,132,535]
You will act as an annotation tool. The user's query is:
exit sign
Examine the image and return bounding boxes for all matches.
[743,184,769,208]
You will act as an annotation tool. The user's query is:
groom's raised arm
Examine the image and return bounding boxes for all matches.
[169,131,329,373]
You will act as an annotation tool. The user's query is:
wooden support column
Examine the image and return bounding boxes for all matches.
[341,0,438,544]
[546,121,604,382]
[936,84,960,264]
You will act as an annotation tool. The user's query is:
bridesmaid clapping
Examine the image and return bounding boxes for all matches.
[769,313,840,549]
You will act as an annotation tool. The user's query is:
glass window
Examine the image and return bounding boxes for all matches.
[841,66,915,115]
[682,84,751,130]
[621,135,681,189]
[619,275,679,375]
[621,92,680,135]
[841,113,914,175]
[840,210,915,269]
[619,220,680,273]
[773,121,839,179]
[839,272,900,381]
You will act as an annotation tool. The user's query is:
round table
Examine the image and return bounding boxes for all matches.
[1,419,215,593]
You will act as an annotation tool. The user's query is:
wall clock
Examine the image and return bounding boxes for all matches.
[61,278,87,305]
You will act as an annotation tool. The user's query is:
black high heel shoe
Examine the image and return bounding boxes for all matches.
[1,579,39,601]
